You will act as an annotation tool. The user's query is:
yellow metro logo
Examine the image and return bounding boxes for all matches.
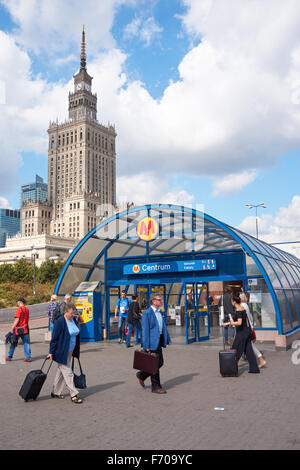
[133,265,140,273]
[137,217,159,242]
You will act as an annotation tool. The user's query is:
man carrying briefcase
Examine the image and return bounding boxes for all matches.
[136,293,171,394]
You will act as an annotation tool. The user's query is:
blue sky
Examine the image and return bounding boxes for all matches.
[0,0,300,244]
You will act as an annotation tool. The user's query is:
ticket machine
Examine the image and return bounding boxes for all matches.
[73,281,103,342]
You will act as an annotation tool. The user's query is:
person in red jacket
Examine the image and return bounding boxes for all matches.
[5,297,32,362]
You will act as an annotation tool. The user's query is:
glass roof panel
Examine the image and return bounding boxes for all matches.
[255,254,282,289]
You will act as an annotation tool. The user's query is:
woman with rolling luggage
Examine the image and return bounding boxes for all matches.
[223,293,260,374]
[240,292,266,369]
[47,303,84,404]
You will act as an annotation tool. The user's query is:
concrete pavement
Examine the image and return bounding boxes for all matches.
[0,327,299,450]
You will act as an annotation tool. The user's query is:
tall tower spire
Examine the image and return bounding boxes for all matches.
[80,25,86,70]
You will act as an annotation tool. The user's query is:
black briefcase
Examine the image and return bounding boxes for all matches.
[133,350,159,375]
[19,358,52,402]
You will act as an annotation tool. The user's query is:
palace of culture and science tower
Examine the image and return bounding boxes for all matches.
[47,27,116,239]
[0,28,117,264]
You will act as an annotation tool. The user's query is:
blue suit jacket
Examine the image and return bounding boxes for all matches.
[142,307,171,351]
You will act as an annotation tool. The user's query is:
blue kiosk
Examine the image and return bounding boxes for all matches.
[73,281,103,342]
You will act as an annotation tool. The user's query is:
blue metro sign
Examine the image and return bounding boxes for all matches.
[123,259,216,275]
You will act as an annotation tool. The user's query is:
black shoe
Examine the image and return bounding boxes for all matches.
[126,345,133,348]
[136,372,145,388]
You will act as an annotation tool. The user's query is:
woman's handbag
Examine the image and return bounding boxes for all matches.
[250,328,256,342]
[71,357,87,389]
[245,307,256,343]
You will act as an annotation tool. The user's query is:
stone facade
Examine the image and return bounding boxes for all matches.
[21,201,52,236]
[0,233,77,267]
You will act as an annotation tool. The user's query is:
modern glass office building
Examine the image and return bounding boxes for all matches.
[54,204,300,345]
[21,175,48,205]
[0,209,21,247]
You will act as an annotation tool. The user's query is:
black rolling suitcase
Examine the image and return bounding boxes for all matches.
[219,328,238,377]
[19,358,53,402]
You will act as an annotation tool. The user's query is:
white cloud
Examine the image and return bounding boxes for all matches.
[123,15,163,47]
[212,170,258,197]
[0,30,71,199]
[0,197,12,209]
[0,0,137,54]
[117,173,194,206]
[238,195,300,257]
[2,0,300,206]
[89,0,300,188]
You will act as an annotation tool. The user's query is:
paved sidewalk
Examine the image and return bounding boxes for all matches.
[0,327,299,450]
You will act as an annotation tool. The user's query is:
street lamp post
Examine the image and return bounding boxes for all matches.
[31,248,38,296]
[245,203,267,239]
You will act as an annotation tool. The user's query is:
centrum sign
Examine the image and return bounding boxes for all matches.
[123,259,216,275]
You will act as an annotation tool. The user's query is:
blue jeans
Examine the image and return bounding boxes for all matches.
[224,325,235,343]
[8,333,31,360]
[49,319,54,332]
[118,316,128,341]
[126,321,142,347]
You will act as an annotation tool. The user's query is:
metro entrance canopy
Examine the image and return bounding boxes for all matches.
[54,204,300,338]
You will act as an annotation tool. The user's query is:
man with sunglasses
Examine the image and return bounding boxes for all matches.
[136,293,171,394]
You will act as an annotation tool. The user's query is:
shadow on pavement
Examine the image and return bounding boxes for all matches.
[164,373,199,390]
[81,381,125,397]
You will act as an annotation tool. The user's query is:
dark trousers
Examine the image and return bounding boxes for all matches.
[139,334,164,390]
[233,332,260,373]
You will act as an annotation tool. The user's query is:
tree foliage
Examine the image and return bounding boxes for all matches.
[37,260,65,284]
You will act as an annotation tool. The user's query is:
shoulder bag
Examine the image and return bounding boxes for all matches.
[71,357,87,389]
[245,306,256,342]
[15,307,28,336]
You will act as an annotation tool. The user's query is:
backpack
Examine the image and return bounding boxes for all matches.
[52,303,62,323]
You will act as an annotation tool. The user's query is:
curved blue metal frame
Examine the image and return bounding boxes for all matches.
[54,203,300,335]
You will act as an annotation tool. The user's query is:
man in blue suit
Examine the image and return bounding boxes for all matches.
[136,293,171,394]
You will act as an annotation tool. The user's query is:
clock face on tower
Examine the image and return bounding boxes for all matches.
[76,83,82,90]
[85,84,90,91]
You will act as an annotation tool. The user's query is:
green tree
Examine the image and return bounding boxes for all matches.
[0,263,15,282]
[37,260,65,284]
[12,258,34,283]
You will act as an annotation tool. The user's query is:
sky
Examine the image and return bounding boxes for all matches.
[0,0,300,256]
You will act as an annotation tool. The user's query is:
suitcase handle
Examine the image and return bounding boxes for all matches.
[142,349,158,357]
[41,357,53,375]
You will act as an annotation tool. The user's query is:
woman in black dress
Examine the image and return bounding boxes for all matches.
[223,292,260,374]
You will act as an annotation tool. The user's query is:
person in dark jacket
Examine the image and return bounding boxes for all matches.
[218,286,235,346]
[47,303,83,404]
[126,294,142,348]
